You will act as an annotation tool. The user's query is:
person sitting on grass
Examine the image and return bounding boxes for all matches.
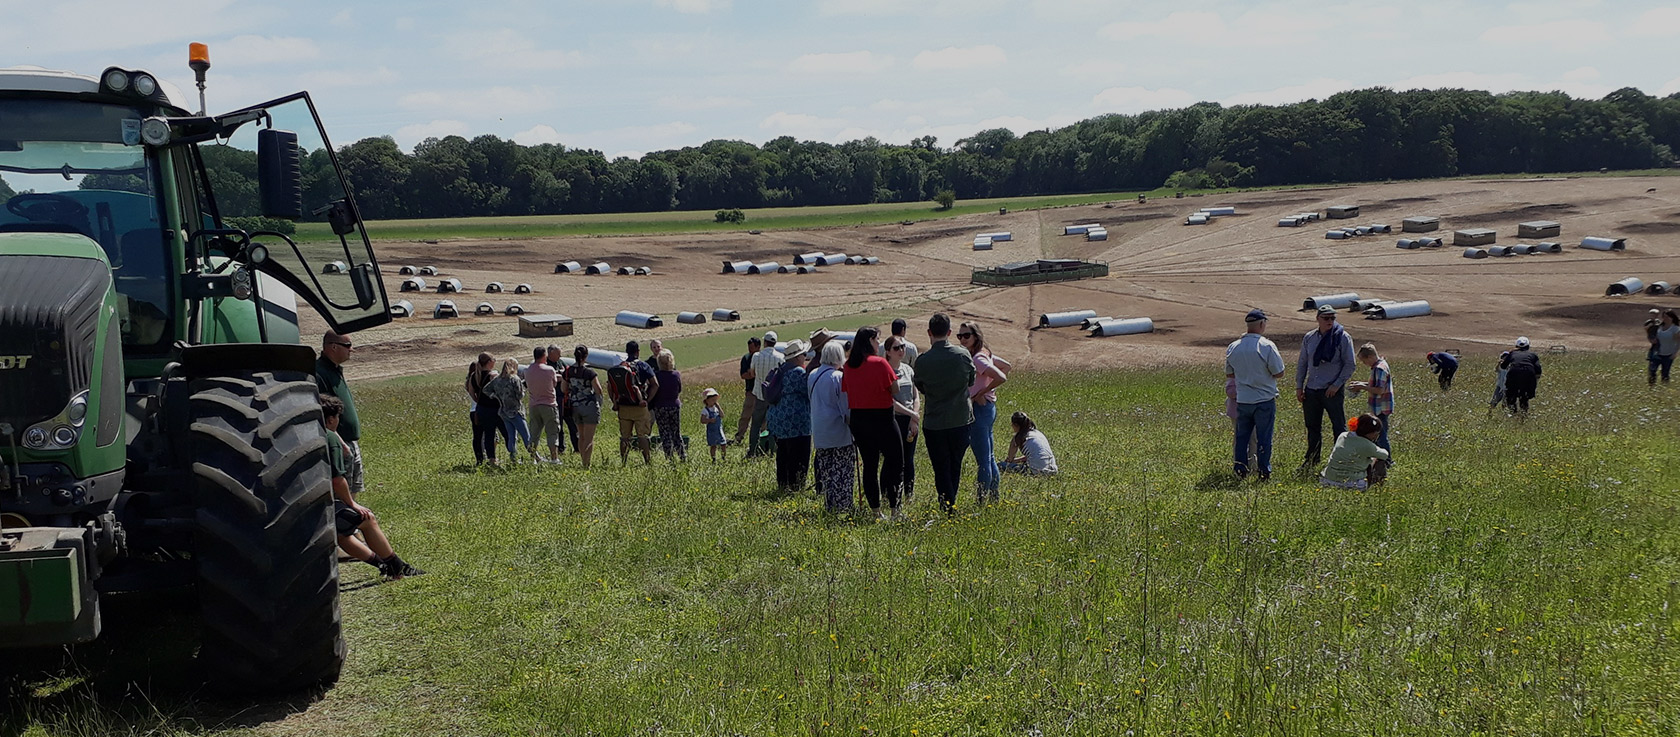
[1319,413,1390,491]
[321,396,424,581]
[1000,411,1058,476]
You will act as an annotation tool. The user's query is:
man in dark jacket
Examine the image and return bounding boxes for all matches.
[912,313,976,516]
[1295,306,1356,470]
[1501,337,1543,416]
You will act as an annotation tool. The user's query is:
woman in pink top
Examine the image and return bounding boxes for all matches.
[957,321,1008,501]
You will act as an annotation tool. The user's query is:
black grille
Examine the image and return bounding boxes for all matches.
[0,254,110,429]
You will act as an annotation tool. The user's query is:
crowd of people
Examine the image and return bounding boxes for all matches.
[1225,305,1547,491]
[444,315,1059,519]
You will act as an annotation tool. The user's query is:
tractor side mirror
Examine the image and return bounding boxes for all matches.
[322,198,359,237]
[350,263,377,308]
[257,128,303,220]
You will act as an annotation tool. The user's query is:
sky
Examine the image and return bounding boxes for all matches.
[3,0,1679,159]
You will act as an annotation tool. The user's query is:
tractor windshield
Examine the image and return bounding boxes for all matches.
[0,98,173,351]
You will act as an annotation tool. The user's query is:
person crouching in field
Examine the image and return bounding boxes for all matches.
[1319,414,1390,491]
[322,396,424,581]
[1000,411,1058,476]
[1425,351,1457,391]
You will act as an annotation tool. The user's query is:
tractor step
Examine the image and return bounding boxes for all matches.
[0,527,101,647]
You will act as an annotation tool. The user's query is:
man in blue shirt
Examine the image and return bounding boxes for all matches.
[1296,305,1356,470]
[1426,351,1459,390]
[1227,309,1286,479]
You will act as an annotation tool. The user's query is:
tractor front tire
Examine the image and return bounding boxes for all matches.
[189,370,345,694]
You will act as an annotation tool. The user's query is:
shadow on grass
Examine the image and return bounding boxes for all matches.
[0,590,323,735]
[1193,467,1243,491]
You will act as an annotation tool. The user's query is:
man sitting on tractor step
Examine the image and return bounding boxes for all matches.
[322,396,423,581]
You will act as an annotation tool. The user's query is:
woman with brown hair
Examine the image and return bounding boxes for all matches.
[464,352,502,465]
[840,325,904,519]
[956,322,1008,502]
[883,334,920,504]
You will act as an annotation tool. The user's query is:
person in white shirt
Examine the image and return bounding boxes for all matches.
[1000,411,1058,475]
[745,330,784,458]
[1226,308,1287,480]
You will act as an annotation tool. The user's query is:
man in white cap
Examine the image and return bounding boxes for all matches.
[1501,336,1542,416]
[746,330,784,458]
[1227,308,1286,480]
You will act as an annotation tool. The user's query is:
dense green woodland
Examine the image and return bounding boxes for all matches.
[7,87,1677,219]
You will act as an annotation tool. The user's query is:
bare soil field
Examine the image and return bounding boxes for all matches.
[310,175,1680,382]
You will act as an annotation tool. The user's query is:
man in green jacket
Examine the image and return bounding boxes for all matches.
[912,313,976,516]
[314,331,364,495]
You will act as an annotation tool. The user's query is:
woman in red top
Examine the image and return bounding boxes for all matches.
[840,326,904,519]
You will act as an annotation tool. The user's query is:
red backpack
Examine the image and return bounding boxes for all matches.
[607,360,648,408]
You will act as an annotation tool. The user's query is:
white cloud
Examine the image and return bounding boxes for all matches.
[1389,71,1529,92]
[213,35,321,66]
[1562,66,1600,82]
[760,111,846,139]
[1059,59,1127,80]
[911,45,1007,72]
[514,124,564,146]
[1100,11,1223,41]
[398,87,557,116]
[1091,86,1197,112]
[1626,7,1680,36]
[1224,78,1355,106]
[816,0,900,15]
[395,119,471,148]
[654,94,751,111]
[444,29,587,71]
[1662,76,1680,97]
[299,66,399,89]
[786,51,892,75]
[654,0,731,12]
[1480,19,1610,44]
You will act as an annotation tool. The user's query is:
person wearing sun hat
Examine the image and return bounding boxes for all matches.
[766,339,812,493]
[1295,304,1356,471]
[700,387,728,461]
[1226,308,1286,480]
[1500,336,1542,416]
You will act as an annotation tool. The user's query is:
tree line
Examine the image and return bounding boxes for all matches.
[11,86,1674,220]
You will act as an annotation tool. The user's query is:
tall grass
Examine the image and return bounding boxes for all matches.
[4,353,1678,735]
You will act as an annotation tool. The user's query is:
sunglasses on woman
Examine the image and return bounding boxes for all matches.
[957,332,974,339]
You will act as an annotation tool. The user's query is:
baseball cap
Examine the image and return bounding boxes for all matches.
[1316,305,1338,317]
[1651,308,1663,316]
[764,330,778,342]
[1245,308,1268,323]
[1515,336,1530,349]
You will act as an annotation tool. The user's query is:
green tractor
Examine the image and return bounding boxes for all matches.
[0,47,389,693]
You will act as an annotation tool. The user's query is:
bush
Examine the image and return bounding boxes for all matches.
[933,189,956,210]
[225,215,296,235]
[714,208,746,224]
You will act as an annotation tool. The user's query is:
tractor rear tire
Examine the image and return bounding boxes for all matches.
[189,370,345,694]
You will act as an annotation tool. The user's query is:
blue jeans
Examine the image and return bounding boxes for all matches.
[970,400,998,497]
[1376,412,1391,454]
[1234,400,1276,475]
[502,415,532,457]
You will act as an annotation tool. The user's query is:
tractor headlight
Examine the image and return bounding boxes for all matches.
[24,427,47,449]
[102,68,131,92]
[52,426,77,447]
[132,74,158,97]
[67,395,88,425]
[24,390,89,450]
[141,117,173,146]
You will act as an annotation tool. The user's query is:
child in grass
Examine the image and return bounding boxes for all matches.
[700,387,726,461]
[1319,413,1390,490]
[1000,411,1058,475]
[1348,343,1394,456]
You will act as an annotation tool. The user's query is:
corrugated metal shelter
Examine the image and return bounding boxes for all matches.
[1089,317,1154,336]
[1395,239,1421,250]
[389,300,414,318]
[712,308,741,321]
[747,261,779,274]
[398,265,417,275]
[1646,281,1671,295]
[676,311,707,324]
[1038,310,1098,328]
[585,262,611,274]
[1453,228,1497,246]
[1366,300,1431,320]
[474,302,495,316]
[1326,205,1360,219]
[1605,277,1643,296]
[518,313,574,338]
[1186,214,1209,225]
[514,283,532,294]
[979,232,1013,241]
[1325,230,1350,240]
[722,260,753,274]
[485,281,504,293]
[617,266,635,275]
[418,266,438,276]
[794,252,825,265]
[436,278,463,293]
[399,278,426,292]
[1581,237,1627,251]
[504,304,524,316]
[973,238,993,251]
[1462,248,1489,259]
[1063,224,1099,235]
[1401,216,1439,233]
[817,253,848,266]
[635,267,652,276]
[555,261,583,273]
[433,300,458,318]
[1536,242,1562,254]
[322,261,347,274]
[1517,221,1561,238]
[1302,293,1360,311]
[1085,229,1108,241]
[615,310,663,328]
[584,348,628,369]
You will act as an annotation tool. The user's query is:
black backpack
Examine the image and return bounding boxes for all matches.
[761,363,790,404]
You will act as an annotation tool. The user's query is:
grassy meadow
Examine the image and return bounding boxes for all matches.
[5,353,1680,736]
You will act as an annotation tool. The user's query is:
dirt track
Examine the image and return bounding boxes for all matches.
[307,175,1680,382]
